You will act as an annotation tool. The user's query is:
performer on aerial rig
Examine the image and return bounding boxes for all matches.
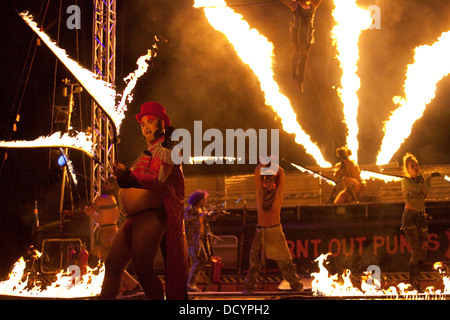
[281,0,322,92]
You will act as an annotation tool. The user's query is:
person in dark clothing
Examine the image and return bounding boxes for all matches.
[282,0,322,92]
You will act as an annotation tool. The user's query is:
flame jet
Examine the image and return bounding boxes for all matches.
[194,0,331,167]
[331,0,372,164]
[376,29,450,165]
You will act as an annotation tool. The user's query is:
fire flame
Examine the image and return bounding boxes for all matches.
[116,42,159,126]
[331,0,372,163]
[311,253,450,299]
[0,250,104,299]
[194,0,331,168]
[0,131,94,158]
[290,162,336,186]
[19,12,118,130]
[360,170,403,183]
[376,29,450,165]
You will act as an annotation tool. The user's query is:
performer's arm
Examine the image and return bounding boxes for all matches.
[254,163,264,196]
[115,157,174,190]
[311,0,322,9]
[277,165,285,193]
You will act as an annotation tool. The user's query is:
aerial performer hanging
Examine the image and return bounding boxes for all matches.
[281,0,322,92]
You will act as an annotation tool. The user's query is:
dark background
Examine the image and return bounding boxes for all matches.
[0,0,449,277]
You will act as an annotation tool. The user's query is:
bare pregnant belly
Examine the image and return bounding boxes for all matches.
[119,188,162,215]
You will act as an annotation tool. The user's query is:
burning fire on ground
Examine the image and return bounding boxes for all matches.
[0,249,104,299]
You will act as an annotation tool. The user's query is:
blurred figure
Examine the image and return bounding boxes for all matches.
[243,163,302,293]
[333,146,365,204]
[184,190,228,291]
[401,153,441,291]
[82,177,140,294]
[184,190,211,292]
[282,0,322,92]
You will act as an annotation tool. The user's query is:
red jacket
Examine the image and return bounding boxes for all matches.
[118,137,188,299]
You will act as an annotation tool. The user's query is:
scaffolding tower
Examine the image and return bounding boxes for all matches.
[89,0,117,249]
[91,0,116,201]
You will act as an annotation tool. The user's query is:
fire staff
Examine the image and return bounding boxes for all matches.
[401,153,441,292]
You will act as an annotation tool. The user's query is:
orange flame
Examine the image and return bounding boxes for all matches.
[311,253,449,298]
[331,0,372,163]
[377,29,450,165]
[0,250,104,298]
[194,0,331,167]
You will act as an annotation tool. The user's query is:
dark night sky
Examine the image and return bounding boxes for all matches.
[0,0,450,275]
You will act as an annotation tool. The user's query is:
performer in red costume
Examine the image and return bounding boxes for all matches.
[100,102,188,300]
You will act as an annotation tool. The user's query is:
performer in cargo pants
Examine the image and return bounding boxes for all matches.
[243,163,302,293]
[401,153,441,291]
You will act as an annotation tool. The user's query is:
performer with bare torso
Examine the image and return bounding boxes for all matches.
[243,162,302,293]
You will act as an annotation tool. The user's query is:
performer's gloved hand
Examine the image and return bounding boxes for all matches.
[112,163,127,178]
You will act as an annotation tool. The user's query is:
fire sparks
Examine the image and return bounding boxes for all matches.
[194,0,331,168]
[376,29,450,165]
[0,131,94,158]
[0,250,104,299]
[331,0,372,163]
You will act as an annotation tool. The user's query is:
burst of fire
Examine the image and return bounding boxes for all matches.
[20,12,158,135]
[194,0,331,168]
[311,253,450,299]
[360,170,403,183]
[290,162,336,186]
[376,29,450,165]
[331,0,372,164]
[0,131,94,158]
[116,43,159,126]
[20,12,118,130]
[0,250,104,299]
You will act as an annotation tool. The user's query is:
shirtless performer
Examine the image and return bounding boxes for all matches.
[243,162,302,293]
[333,147,365,204]
[99,102,188,300]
